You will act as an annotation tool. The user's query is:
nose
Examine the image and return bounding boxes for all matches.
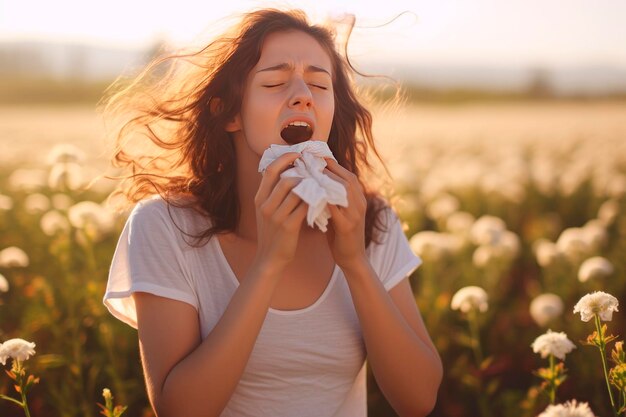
[288,78,313,109]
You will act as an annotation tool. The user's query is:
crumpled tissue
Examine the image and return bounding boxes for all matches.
[258,140,348,232]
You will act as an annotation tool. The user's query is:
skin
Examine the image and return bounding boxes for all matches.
[224,29,335,248]
[133,29,442,417]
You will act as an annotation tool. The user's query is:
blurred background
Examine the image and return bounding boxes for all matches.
[2,0,626,165]
[1,1,625,416]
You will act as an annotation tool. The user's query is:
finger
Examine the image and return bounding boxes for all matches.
[263,177,302,213]
[274,188,305,219]
[323,168,348,187]
[323,157,349,178]
[325,157,360,186]
[285,200,309,228]
[324,168,355,205]
[323,168,359,217]
[327,202,347,224]
[256,152,301,204]
[324,163,365,197]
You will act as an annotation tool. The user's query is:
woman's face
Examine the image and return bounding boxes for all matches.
[228,30,335,157]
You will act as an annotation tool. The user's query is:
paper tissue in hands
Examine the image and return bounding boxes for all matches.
[258,140,348,232]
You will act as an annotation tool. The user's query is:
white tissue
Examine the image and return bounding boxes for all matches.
[258,140,348,232]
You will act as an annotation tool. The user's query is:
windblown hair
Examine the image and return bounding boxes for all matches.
[99,8,400,247]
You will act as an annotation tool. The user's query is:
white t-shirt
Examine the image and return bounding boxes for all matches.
[103,196,422,417]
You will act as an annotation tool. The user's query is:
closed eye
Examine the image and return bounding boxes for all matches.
[263,83,328,90]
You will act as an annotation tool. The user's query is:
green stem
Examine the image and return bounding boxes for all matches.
[21,390,32,417]
[594,314,618,417]
[0,394,25,407]
[468,309,484,367]
[81,231,98,274]
[66,236,94,417]
[478,395,492,417]
[467,310,491,417]
[549,354,556,404]
[12,361,32,417]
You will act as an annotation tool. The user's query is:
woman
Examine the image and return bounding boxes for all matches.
[102,8,442,417]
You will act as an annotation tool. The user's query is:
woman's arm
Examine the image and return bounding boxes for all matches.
[342,258,443,417]
[134,152,309,417]
[134,261,284,417]
[319,157,443,415]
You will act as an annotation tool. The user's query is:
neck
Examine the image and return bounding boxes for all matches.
[231,134,262,240]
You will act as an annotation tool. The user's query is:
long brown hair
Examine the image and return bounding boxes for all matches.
[98,8,398,247]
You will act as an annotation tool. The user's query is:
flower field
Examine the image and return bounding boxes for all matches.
[0,101,625,416]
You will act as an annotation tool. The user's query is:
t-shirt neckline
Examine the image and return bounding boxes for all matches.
[212,235,339,316]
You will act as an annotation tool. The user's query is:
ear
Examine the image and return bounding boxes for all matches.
[224,114,242,133]
[210,97,241,132]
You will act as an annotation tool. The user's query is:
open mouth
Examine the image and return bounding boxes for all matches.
[281,121,313,145]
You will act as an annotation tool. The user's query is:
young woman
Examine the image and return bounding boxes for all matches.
[102,8,442,417]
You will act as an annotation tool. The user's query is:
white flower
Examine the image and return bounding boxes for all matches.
[537,400,596,417]
[48,162,83,191]
[451,286,488,313]
[425,193,459,221]
[597,199,619,227]
[0,246,29,268]
[472,245,496,268]
[0,273,9,292]
[472,230,520,267]
[578,256,614,283]
[530,293,564,327]
[606,174,626,198]
[470,215,507,246]
[51,193,73,211]
[581,220,607,251]
[573,291,619,322]
[556,228,589,261]
[102,388,112,400]
[533,239,561,268]
[409,231,463,262]
[24,193,51,214]
[40,210,71,236]
[46,143,86,165]
[0,194,13,211]
[68,201,116,241]
[0,338,36,365]
[445,211,475,235]
[531,329,576,360]
[498,230,521,259]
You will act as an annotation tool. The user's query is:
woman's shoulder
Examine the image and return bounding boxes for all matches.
[365,197,401,250]
[132,194,202,216]
[372,196,400,230]
[130,194,213,231]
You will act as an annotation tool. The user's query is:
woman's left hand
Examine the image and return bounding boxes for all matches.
[323,157,367,269]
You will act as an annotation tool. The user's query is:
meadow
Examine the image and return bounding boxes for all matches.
[0,100,625,416]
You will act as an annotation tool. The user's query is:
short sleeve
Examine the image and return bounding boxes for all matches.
[102,198,199,329]
[369,207,423,291]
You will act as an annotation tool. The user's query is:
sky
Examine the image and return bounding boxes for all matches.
[1,0,625,67]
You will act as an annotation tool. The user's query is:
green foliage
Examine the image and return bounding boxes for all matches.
[0,116,625,416]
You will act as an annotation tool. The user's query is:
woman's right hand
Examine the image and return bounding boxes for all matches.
[253,152,308,273]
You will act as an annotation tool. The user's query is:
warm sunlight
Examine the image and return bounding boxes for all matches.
[1,3,626,417]
[1,0,625,66]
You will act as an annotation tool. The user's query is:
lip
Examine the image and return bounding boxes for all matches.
[280,115,316,136]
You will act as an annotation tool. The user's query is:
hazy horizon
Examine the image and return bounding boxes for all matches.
[1,0,626,68]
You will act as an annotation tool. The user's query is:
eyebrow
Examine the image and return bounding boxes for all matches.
[256,62,331,77]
